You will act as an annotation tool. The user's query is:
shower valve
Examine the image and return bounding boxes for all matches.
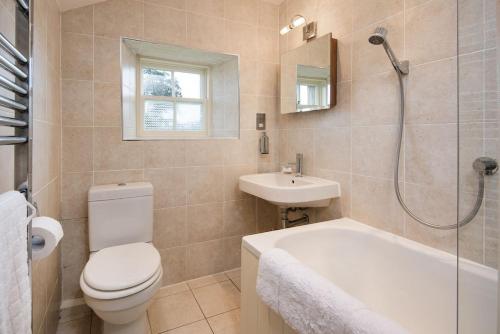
[473,157,498,176]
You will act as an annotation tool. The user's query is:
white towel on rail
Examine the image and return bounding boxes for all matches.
[0,191,31,334]
[257,248,409,334]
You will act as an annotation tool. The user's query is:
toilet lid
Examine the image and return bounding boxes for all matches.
[83,242,161,291]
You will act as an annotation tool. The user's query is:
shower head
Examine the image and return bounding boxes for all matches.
[368,27,409,75]
[368,27,387,45]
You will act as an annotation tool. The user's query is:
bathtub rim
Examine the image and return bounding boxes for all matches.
[242,217,497,281]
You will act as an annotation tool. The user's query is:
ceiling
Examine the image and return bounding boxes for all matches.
[59,0,284,12]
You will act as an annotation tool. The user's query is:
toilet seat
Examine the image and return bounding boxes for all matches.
[80,242,162,300]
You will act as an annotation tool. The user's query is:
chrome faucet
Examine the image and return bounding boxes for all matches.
[296,153,303,177]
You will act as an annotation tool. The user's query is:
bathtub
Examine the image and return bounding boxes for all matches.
[240,218,498,334]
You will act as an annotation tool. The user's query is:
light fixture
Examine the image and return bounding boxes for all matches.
[280,14,317,41]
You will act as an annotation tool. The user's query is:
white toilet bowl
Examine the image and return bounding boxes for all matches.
[80,242,163,334]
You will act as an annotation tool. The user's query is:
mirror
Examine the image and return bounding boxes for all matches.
[280,33,337,114]
[121,38,240,140]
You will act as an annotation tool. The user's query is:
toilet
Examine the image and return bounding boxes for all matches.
[80,182,162,334]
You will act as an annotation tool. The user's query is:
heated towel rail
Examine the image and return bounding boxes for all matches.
[0,0,31,198]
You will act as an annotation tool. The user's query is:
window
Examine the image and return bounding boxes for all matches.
[138,59,209,138]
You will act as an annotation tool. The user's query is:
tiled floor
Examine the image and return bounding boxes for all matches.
[56,268,242,334]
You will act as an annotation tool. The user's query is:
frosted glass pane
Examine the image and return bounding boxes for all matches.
[144,100,174,130]
[175,72,201,98]
[176,103,202,130]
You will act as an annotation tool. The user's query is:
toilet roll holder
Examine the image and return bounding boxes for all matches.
[26,201,45,257]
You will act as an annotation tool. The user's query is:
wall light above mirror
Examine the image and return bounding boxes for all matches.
[121,38,240,140]
[280,33,338,114]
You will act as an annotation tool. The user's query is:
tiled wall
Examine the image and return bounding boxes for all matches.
[60,0,280,303]
[31,0,63,333]
[278,0,498,266]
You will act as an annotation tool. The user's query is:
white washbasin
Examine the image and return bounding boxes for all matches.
[239,173,341,207]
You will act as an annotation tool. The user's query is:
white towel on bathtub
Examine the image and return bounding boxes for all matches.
[0,191,31,334]
[256,248,300,313]
[256,248,409,334]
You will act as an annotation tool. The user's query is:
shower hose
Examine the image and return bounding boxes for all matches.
[393,69,486,230]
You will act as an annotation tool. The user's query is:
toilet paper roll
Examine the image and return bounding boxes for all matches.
[32,216,64,261]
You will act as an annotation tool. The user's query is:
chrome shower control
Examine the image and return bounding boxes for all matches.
[473,157,498,175]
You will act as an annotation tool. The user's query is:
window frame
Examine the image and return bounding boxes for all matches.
[136,57,211,139]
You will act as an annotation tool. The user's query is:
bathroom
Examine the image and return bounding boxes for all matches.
[0,0,498,333]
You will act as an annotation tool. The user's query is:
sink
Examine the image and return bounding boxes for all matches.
[239,173,341,208]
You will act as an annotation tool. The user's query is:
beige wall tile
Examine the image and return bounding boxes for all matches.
[145,168,187,208]
[144,4,187,44]
[259,1,278,29]
[224,132,258,165]
[61,172,93,220]
[351,125,400,179]
[187,0,224,17]
[62,127,93,173]
[160,246,188,284]
[187,166,224,205]
[93,36,121,83]
[62,5,93,34]
[187,203,224,243]
[94,82,121,126]
[405,0,457,65]
[187,13,225,51]
[257,62,279,96]
[93,127,144,170]
[223,165,256,201]
[61,219,88,300]
[31,0,62,330]
[351,175,405,235]
[145,0,185,8]
[62,32,93,80]
[62,80,93,126]
[256,198,278,232]
[185,140,224,166]
[351,70,400,126]
[225,21,258,60]
[406,58,458,124]
[93,169,144,185]
[145,141,186,168]
[154,207,188,248]
[187,239,226,278]
[223,199,256,237]
[352,0,402,30]
[459,51,485,122]
[314,127,351,172]
[94,0,143,38]
[405,124,457,189]
[257,28,279,63]
[224,236,243,269]
[317,0,353,38]
[224,0,259,25]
